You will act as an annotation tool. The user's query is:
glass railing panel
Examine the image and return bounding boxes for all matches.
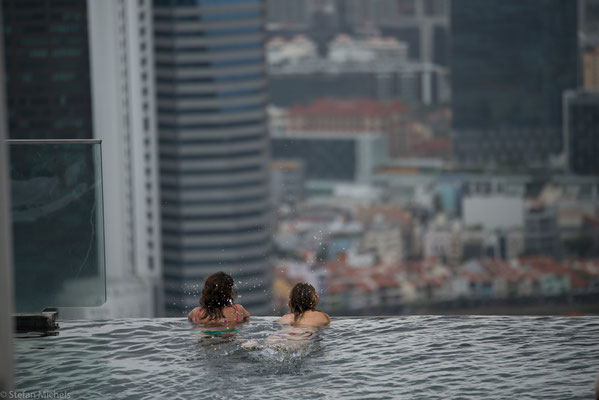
[8,140,106,312]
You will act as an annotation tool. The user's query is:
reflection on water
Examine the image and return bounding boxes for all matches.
[13,317,599,399]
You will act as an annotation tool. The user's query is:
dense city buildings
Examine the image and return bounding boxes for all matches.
[270,99,408,192]
[271,130,387,194]
[3,0,599,320]
[524,202,561,259]
[272,179,599,315]
[264,0,451,106]
[451,0,578,166]
[268,59,447,106]
[270,98,408,156]
[270,160,306,206]
[265,0,450,67]
[341,0,450,66]
[563,90,599,175]
[153,0,272,316]
[267,34,450,106]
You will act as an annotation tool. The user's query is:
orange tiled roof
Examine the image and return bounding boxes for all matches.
[480,259,521,281]
[569,272,588,290]
[520,256,569,276]
[355,205,413,226]
[288,98,408,117]
[371,274,399,289]
[411,138,451,154]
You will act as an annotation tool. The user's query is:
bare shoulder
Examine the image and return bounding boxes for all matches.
[278,313,294,324]
[295,311,330,327]
[235,303,251,319]
[316,311,331,325]
[188,306,201,321]
[319,311,331,325]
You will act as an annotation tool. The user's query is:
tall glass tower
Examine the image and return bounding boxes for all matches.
[451,0,578,166]
[153,0,272,316]
[2,0,93,140]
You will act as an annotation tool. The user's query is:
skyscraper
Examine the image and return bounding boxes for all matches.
[2,0,163,318]
[451,0,578,166]
[563,90,599,175]
[580,0,599,48]
[2,0,93,140]
[153,0,272,316]
[265,0,309,29]
[85,0,163,318]
[341,0,450,67]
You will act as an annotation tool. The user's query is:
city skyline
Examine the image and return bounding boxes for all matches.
[1,0,598,319]
[1,1,599,398]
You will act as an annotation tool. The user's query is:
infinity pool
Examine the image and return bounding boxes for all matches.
[13,317,599,399]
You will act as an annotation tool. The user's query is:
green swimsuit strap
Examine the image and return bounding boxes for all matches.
[201,329,237,335]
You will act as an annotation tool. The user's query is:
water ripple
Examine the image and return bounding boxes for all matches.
[12,316,599,399]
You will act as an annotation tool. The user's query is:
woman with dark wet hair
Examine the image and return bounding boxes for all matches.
[188,271,250,329]
[278,283,330,327]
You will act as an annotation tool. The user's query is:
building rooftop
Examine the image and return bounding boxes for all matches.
[288,98,408,118]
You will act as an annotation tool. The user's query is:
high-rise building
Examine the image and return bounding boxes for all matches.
[2,0,163,318]
[270,100,391,193]
[264,0,451,68]
[580,0,599,48]
[270,160,306,206]
[451,0,578,166]
[265,0,309,29]
[271,98,407,156]
[2,0,93,140]
[341,0,450,67]
[83,0,163,318]
[563,90,599,175]
[153,0,272,316]
[524,203,560,258]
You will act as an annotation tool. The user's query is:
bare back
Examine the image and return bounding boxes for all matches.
[188,304,250,328]
[278,310,330,327]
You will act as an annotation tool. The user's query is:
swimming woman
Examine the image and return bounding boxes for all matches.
[278,282,330,327]
[188,272,250,335]
[242,282,329,349]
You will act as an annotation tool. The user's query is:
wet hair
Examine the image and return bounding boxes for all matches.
[199,272,235,321]
[289,283,318,324]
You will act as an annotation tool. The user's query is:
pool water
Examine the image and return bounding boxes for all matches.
[14,316,599,399]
